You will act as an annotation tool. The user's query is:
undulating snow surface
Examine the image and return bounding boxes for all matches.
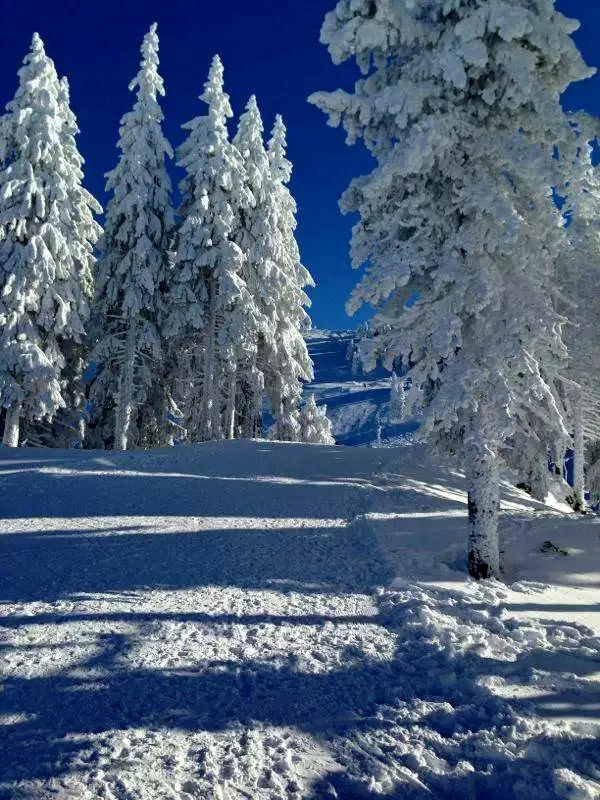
[1,437,599,799]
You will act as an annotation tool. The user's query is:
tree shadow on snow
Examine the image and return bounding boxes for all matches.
[1,591,599,798]
[0,519,395,603]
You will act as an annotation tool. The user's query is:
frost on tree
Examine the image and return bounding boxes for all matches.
[556,156,600,511]
[89,24,173,451]
[165,57,256,443]
[299,394,334,444]
[0,34,102,447]
[264,116,315,442]
[232,96,278,439]
[232,100,315,441]
[310,0,593,578]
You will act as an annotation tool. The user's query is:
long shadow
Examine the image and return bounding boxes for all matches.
[0,521,396,603]
[0,469,377,521]
[0,610,378,630]
[0,448,100,474]
[1,592,600,796]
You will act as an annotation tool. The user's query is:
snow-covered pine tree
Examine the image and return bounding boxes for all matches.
[232,95,278,439]
[89,23,173,451]
[556,153,600,510]
[389,371,405,424]
[0,34,102,447]
[53,76,103,447]
[299,394,334,444]
[165,56,255,443]
[264,116,314,441]
[310,0,593,578]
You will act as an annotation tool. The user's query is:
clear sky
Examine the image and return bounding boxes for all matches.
[1,1,599,330]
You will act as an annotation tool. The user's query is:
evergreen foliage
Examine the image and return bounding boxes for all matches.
[0,34,102,447]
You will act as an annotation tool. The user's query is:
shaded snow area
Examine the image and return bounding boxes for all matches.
[1,440,600,799]
[303,333,418,447]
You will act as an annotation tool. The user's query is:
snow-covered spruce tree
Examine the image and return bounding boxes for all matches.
[232,96,278,439]
[299,394,335,444]
[556,154,600,510]
[165,56,255,443]
[498,141,599,509]
[264,116,314,442]
[0,34,102,447]
[310,0,593,579]
[89,23,173,451]
[22,75,103,448]
[389,371,405,424]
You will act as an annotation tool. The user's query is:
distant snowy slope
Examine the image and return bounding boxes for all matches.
[1,440,599,799]
[303,330,418,445]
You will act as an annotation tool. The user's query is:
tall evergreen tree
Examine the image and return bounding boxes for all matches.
[264,116,314,441]
[557,154,600,510]
[54,76,103,446]
[311,0,593,578]
[89,23,173,451]
[232,96,281,438]
[0,34,101,447]
[165,55,255,442]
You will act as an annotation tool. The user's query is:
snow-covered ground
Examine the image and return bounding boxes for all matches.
[1,439,599,800]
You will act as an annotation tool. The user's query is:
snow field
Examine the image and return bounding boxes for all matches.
[0,440,599,798]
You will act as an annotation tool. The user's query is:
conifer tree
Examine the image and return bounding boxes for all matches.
[89,23,173,450]
[54,76,102,446]
[311,0,593,578]
[556,156,600,510]
[232,96,278,439]
[0,34,101,447]
[165,56,255,442]
[299,393,334,444]
[264,116,314,441]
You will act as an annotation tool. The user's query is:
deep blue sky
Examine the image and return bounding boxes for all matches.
[1,1,599,330]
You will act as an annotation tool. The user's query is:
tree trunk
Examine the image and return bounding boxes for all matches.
[211,362,223,440]
[529,455,549,503]
[2,401,22,447]
[276,398,299,442]
[573,391,585,512]
[466,437,500,580]
[224,368,236,440]
[243,363,263,439]
[198,282,218,441]
[114,323,137,451]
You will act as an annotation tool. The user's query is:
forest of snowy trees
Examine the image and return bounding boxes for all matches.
[3,1,600,582]
[0,26,329,452]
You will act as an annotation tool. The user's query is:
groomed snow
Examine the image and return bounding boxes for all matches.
[1,440,599,799]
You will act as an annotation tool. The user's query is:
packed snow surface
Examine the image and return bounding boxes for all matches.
[1,440,599,799]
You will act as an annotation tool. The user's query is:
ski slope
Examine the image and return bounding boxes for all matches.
[303,331,418,446]
[1,439,599,799]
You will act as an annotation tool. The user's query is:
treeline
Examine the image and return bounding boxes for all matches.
[0,25,333,449]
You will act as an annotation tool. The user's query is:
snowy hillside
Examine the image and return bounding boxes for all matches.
[1,440,599,799]
[303,331,418,446]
